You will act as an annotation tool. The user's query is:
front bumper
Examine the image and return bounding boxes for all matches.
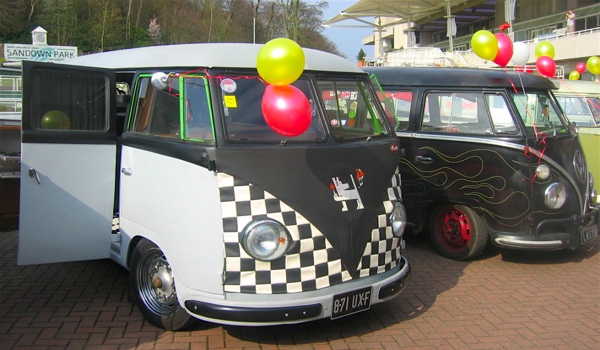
[184,256,411,326]
[492,206,599,250]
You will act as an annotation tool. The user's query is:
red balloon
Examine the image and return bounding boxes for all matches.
[575,62,587,73]
[536,56,556,77]
[493,33,513,67]
[262,84,311,137]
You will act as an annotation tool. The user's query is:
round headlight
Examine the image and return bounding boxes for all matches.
[240,219,291,261]
[536,164,551,180]
[389,202,407,237]
[545,183,567,209]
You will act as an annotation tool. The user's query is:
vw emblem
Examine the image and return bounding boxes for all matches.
[573,150,586,183]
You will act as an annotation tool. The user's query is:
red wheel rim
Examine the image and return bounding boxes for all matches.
[435,208,472,252]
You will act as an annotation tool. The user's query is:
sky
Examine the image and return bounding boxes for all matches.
[307,0,375,61]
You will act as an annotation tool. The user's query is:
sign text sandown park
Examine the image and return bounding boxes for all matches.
[4,44,77,62]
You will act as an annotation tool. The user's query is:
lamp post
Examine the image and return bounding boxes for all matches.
[252,0,260,44]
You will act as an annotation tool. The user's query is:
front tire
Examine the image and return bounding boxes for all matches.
[429,204,488,260]
[129,239,195,330]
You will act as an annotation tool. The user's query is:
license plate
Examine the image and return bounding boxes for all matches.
[331,286,371,319]
[581,225,598,244]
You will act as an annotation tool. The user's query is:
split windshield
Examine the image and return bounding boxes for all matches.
[129,72,389,143]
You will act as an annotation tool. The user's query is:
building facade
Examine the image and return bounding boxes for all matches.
[359,0,600,80]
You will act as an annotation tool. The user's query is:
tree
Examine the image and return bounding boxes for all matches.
[0,0,28,38]
[356,48,366,61]
[0,0,342,58]
[148,18,160,45]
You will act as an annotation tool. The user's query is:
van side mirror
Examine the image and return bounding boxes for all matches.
[151,72,169,90]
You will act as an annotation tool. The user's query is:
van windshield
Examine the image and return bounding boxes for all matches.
[222,76,326,142]
[511,91,569,136]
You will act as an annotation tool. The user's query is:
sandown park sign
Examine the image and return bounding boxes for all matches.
[4,44,77,62]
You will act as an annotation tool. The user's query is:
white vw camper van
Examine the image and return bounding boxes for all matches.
[17,44,411,330]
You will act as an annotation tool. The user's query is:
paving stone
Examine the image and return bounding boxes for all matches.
[1,229,598,349]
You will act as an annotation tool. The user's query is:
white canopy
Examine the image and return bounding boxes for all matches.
[323,0,495,52]
[324,0,491,28]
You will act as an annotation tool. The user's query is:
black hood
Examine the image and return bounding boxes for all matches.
[216,138,400,276]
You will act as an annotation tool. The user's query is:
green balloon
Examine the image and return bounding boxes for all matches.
[471,30,498,61]
[568,71,580,80]
[535,42,555,59]
[587,56,600,75]
[41,110,71,130]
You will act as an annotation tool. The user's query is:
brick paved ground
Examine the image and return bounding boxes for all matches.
[1,228,598,349]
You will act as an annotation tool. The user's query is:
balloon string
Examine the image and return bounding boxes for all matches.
[172,68,266,84]
[511,76,547,183]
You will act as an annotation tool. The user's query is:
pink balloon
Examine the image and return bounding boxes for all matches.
[261,84,311,137]
[493,33,513,67]
[536,56,556,77]
[575,62,587,73]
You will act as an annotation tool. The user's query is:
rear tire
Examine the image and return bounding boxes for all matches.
[129,239,195,330]
[429,204,488,260]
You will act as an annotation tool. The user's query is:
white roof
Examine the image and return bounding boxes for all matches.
[551,79,600,97]
[61,43,362,73]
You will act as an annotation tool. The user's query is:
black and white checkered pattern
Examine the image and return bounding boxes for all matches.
[357,169,403,277]
[219,168,403,294]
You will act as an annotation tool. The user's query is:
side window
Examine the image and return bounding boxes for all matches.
[130,75,183,139]
[589,98,600,124]
[317,80,390,140]
[183,76,213,141]
[421,92,492,134]
[149,84,180,138]
[486,94,518,134]
[390,91,412,131]
[30,68,108,131]
[374,90,412,131]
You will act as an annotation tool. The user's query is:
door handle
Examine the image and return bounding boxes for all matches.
[121,168,132,176]
[416,156,433,164]
[28,168,41,185]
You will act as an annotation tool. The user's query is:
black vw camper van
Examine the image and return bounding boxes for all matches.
[366,67,599,260]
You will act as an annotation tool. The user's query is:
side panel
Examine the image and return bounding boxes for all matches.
[402,134,533,234]
[579,128,600,183]
[119,145,224,295]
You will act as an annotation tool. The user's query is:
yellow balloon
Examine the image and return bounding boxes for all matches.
[587,56,600,75]
[535,42,555,59]
[568,71,580,80]
[257,38,305,86]
[471,30,498,61]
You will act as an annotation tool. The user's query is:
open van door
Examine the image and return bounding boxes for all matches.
[18,61,117,265]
